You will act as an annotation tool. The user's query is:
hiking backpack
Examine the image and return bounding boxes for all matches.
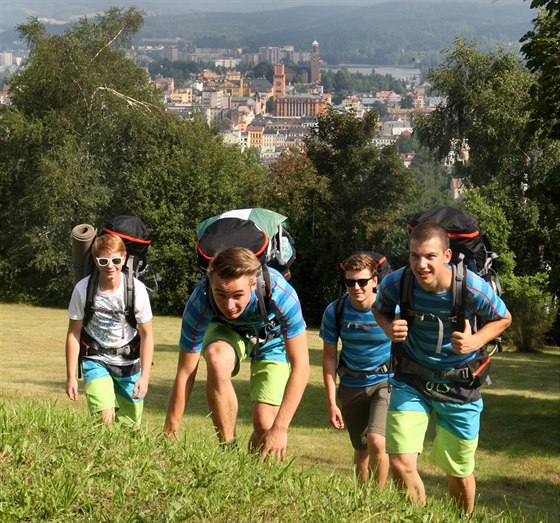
[72,215,152,330]
[195,208,296,322]
[398,206,502,384]
[334,251,392,338]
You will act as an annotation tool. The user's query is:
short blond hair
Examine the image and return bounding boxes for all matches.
[92,234,126,257]
[207,247,261,281]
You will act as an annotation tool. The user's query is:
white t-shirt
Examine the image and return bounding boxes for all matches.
[68,274,152,365]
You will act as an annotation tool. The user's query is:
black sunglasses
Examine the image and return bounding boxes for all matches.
[344,277,373,288]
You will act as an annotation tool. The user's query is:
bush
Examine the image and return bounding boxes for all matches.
[502,272,558,352]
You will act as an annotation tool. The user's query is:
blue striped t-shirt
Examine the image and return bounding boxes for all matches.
[377,266,508,371]
[179,268,306,363]
[320,294,392,387]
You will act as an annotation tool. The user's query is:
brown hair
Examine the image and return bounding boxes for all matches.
[207,247,261,281]
[409,221,450,250]
[343,253,377,276]
[92,234,126,257]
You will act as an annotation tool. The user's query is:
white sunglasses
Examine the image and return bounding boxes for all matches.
[96,256,124,267]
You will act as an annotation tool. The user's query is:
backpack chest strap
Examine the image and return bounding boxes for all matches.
[407,309,447,354]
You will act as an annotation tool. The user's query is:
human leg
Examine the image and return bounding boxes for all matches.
[250,401,280,450]
[386,380,431,504]
[203,340,238,442]
[82,359,118,426]
[353,448,370,483]
[202,323,251,443]
[367,433,389,488]
[249,359,290,451]
[430,399,482,514]
[112,367,144,427]
[366,383,391,488]
[390,453,426,505]
[338,384,371,482]
[448,473,476,515]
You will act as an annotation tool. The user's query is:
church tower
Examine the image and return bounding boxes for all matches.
[310,40,321,84]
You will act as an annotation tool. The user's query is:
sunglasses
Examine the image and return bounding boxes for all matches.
[344,277,373,288]
[96,256,124,267]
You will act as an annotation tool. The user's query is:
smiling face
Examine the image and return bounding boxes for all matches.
[210,274,256,319]
[95,247,126,287]
[344,268,377,309]
[409,236,452,293]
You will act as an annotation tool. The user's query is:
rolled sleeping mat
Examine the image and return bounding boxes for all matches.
[71,223,97,285]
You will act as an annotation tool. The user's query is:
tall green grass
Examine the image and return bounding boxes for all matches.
[1,303,558,522]
[0,400,531,522]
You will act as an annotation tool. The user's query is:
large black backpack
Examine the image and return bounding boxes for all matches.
[195,208,295,323]
[400,206,502,357]
[73,215,152,330]
[334,251,392,338]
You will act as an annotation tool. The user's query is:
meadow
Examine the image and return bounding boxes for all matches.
[1,303,559,522]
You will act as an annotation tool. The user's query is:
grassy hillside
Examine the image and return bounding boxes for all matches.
[1,302,558,521]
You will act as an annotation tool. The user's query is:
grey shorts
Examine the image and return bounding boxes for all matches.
[339,381,390,450]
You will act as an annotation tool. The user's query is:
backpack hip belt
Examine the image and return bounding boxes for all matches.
[396,350,490,387]
[80,329,141,359]
[337,359,391,379]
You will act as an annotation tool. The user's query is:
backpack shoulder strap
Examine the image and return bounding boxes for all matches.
[123,257,137,329]
[256,264,272,323]
[334,292,348,340]
[83,269,99,327]
[450,255,466,333]
[399,266,414,326]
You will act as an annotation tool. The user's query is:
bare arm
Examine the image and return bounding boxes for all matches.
[372,306,408,343]
[322,342,344,429]
[164,349,201,438]
[65,319,82,401]
[132,320,154,399]
[260,331,310,460]
[451,310,512,354]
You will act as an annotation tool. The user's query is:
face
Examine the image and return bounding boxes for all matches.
[344,268,377,305]
[210,274,256,319]
[409,236,452,292]
[95,248,125,282]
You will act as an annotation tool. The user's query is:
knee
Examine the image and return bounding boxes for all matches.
[367,433,386,457]
[204,342,235,378]
[390,454,416,476]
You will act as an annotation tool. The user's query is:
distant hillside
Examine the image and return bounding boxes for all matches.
[137,1,534,67]
[1,1,534,68]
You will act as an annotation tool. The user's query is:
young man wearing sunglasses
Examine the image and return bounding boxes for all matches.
[65,234,154,427]
[320,253,392,486]
[374,221,511,515]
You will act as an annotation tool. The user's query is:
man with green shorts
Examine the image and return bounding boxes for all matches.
[374,221,511,514]
[165,247,309,460]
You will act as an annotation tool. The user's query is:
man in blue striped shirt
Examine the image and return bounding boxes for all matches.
[165,247,309,460]
[375,221,511,515]
[320,253,392,486]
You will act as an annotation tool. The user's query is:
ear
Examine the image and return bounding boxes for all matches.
[444,248,453,263]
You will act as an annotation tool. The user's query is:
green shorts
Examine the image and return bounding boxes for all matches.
[386,410,478,477]
[82,359,143,427]
[385,380,481,477]
[202,322,290,406]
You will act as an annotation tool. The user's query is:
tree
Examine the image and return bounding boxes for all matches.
[0,8,267,313]
[413,37,560,348]
[267,109,414,322]
[520,0,560,140]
